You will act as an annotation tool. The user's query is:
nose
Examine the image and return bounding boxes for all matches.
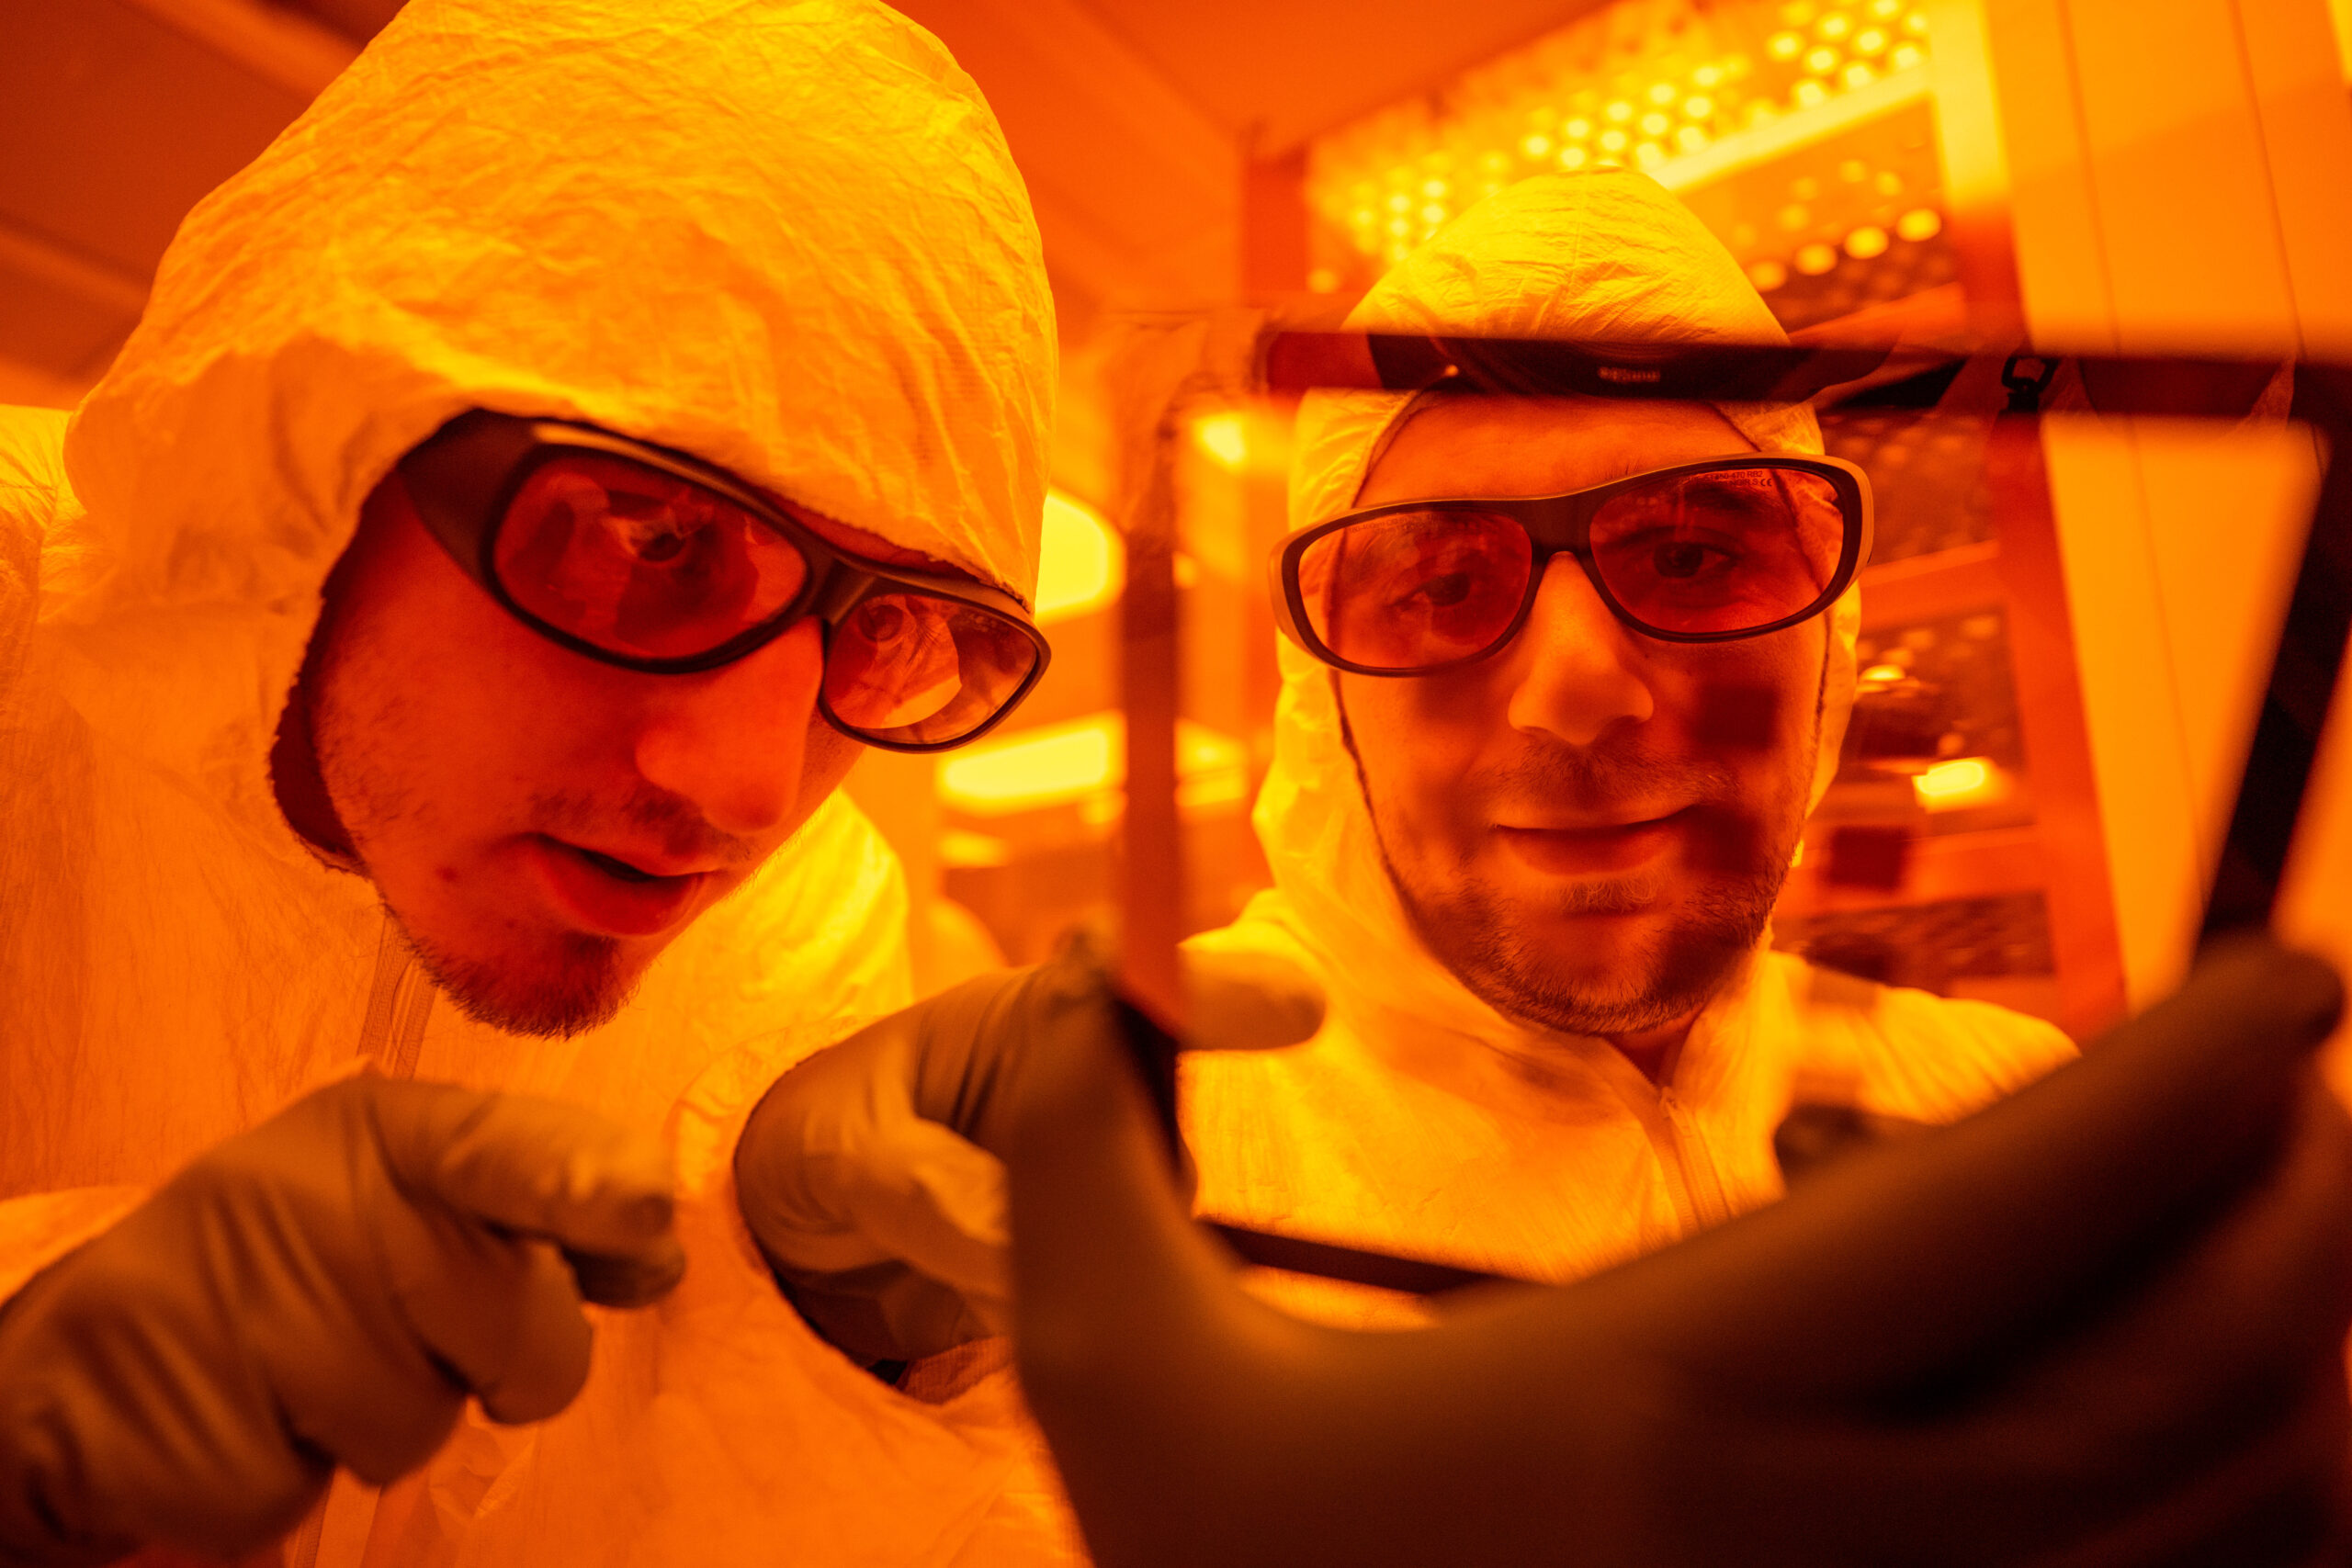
[1502,554,1657,746]
[631,618,824,840]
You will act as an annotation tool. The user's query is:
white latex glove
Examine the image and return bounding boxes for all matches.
[734,940,1322,1364]
[0,1077,682,1565]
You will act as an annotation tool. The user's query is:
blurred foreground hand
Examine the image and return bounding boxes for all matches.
[736,940,1322,1364]
[998,935,2352,1568]
[0,1077,682,1566]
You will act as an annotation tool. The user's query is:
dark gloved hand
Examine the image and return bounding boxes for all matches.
[735,942,1322,1366]
[998,934,2352,1568]
[0,1076,683,1567]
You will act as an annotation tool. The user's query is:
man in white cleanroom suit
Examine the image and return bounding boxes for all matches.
[753,171,2078,1329]
[0,1,1077,1562]
[1176,172,2083,1315]
[738,170,2352,1564]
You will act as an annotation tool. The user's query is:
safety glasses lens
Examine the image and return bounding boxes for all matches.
[824,593,1040,747]
[494,454,810,660]
[1298,511,1533,671]
[1589,467,1845,636]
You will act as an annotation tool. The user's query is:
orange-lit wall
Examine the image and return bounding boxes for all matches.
[1937,0,2352,1026]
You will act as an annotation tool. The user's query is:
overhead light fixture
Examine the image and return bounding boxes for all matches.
[1193,412,1250,470]
[938,712,1245,818]
[1913,756,2005,810]
[1035,491,1122,625]
[940,829,1012,868]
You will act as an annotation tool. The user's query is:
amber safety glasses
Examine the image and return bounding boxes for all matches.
[397,412,1049,751]
[1270,454,1871,676]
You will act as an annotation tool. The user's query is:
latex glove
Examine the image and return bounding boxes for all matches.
[0,1077,683,1567]
[735,941,1322,1365]
[998,934,2352,1568]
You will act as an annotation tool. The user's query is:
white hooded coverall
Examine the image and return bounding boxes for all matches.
[0,1,1074,1562]
[1179,174,2081,1325]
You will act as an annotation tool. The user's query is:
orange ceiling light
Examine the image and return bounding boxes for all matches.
[1035,490,1122,625]
[1310,0,1935,276]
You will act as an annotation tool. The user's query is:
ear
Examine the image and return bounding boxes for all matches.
[267,480,408,861]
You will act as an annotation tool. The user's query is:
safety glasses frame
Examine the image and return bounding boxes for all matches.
[1268,452,1873,677]
[397,411,1051,752]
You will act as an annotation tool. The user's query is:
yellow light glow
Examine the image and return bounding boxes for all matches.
[1842,61,1878,87]
[1604,98,1634,122]
[1599,128,1630,152]
[1646,82,1678,106]
[1781,0,1817,24]
[1635,141,1667,166]
[1913,757,1996,808]
[1855,26,1887,53]
[1869,0,1900,16]
[1795,241,1839,274]
[1675,125,1711,152]
[1694,63,1724,88]
[1639,110,1671,136]
[1421,203,1449,224]
[941,829,1012,868]
[1859,661,1906,684]
[1778,202,1811,231]
[1845,224,1890,259]
[1307,266,1340,294]
[1840,157,1869,182]
[1386,190,1411,211]
[1177,765,1250,814]
[1564,116,1594,141]
[1805,45,1840,73]
[1036,491,1121,625]
[1904,10,1928,33]
[1195,413,1249,469]
[1890,41,1925,69]
[1769,29,1804,59]
[1683,96,1714,120]
[1747,258,1789,291]
[1521,133,1553,158]
[1817,12,1851,39]
[1793,78,1830,107]
[1559,145,1590,169]
[1421,178,1448,197]
[937,714,1246,817]
[1895,206,1943,242]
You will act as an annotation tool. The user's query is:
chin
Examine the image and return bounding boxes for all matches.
[405,923,640,1039]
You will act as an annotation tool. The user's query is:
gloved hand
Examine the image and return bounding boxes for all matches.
[997,934,2352,1568]
[0,1076,684,1567]
[735,940,1323,1366]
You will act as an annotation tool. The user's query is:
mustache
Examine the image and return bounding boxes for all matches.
[1470,737,1745,815]
[1474,739,1780,877]
[527,786,764,868]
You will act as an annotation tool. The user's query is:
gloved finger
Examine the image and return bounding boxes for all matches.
[1981,1077,2352,1498]
[376,1209,595,1435]
[1724,1078,2352,1564]
[834,1116,1012,1309]
[562,1245,687,1308]
[369,1080,683,1284]
[1564,935,2345,1399]
[1179,946,1327,1053]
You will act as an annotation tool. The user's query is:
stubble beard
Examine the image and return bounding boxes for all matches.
[1350,714,1812,1041]
[395,916,633,1040]
[310,634,645,1041]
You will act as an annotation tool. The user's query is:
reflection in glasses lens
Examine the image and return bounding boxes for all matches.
[1301,512,1532,672]
[1589,468,1843,637]
[495,455,809,660]
[824,594,1042,748]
